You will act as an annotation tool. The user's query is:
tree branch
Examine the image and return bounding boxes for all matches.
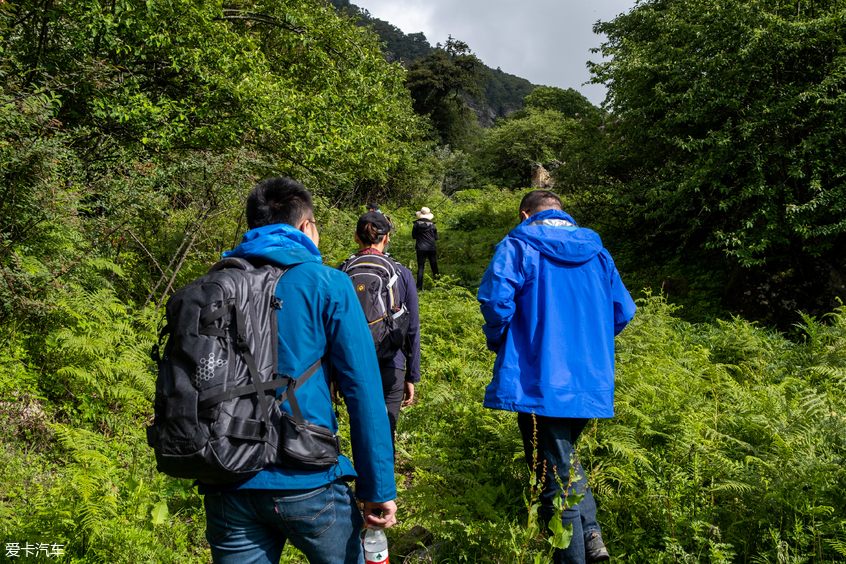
[215,10,306,34]
[126,229,166,277]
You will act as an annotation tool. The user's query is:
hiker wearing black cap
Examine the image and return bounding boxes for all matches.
[339,212,421,447]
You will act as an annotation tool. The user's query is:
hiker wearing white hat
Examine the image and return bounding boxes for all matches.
[412,207,439,290]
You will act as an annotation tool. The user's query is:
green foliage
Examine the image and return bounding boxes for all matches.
[474,110,579,187]
[510,86,598,121]
[47,286,156,427]
[3,3,846,561]
[480,67,536,122]
[583,293,846,562]
[406,37,487,148]
[0,0,431,340]
[3,0,425,187]
[0,288,207,562]
[587,0,846,268]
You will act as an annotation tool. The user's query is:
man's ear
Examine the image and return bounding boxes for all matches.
[297,217,310,234]
[520,210,531,221]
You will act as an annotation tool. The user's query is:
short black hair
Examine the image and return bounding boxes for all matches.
[519,190,563,216]
[246,177,314,229]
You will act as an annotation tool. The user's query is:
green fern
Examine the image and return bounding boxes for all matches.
[47,287,156,427]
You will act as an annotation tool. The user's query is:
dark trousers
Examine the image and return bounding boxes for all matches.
[517,413,601,564]
[380,364,404,449]
[416,249,439,290]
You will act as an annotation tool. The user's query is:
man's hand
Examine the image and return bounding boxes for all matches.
[401,381,415,407]
[362,500,398,530]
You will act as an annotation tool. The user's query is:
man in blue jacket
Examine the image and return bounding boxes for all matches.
[477,190,636,564]
[201,177,397,564]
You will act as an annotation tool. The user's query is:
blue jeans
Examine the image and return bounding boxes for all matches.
[517,414,601,564]
[203,480,365,564]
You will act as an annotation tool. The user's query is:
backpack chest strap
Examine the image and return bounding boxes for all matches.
[197,358,322,416]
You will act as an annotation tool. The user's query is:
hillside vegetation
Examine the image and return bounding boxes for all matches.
[2,189,846,563]
[2,0,846,562]
[327,0,537,125]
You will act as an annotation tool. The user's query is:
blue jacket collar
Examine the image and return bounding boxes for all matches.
[510,209,602,264]
[223,224,321,268]
[522,208,579,227]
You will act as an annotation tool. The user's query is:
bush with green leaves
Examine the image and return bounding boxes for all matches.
[579,0,846,326]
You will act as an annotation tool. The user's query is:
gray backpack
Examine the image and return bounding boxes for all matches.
[339,253,410,362]
[147,257,341,485]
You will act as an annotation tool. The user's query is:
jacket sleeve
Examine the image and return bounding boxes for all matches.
[324,279,396,503]
[477,237,525,352]
[400,268,421,383]
[411,222,418,240]
[609,258,637,336]
[433,223,438,241]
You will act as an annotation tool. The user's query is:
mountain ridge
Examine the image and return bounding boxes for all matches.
[327,0,536,125]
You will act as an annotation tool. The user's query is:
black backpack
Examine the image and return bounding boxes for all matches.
[340,253,410,362]
[147,257,341,485]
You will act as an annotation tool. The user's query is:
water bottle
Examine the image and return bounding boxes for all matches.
[363,528,389,564]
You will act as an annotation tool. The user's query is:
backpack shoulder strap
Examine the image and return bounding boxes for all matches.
[195,263,297,434]
[273,359,323,425]
[338,254,356,272]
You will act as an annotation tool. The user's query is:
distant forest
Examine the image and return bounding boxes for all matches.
[328,0,537,124]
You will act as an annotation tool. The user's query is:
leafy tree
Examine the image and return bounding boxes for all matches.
[509,86,598,120]
[473,110,579,187]
[586,0,846,322]
[405,36,486,148]
[0,0,427,320]
[2,0,424,189]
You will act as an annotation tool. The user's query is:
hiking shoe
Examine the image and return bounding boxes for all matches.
[585,532,610,563]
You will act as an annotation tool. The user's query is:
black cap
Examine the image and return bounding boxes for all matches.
[357,211,391,238]
[366,202,380,211]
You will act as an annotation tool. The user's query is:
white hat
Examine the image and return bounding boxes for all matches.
[416,207,434,220]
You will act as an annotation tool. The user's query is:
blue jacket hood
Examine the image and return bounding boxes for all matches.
[223,223,321,266]
[510,209,602,265]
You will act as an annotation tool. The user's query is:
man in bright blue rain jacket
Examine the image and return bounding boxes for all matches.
[200,177,396,564]
[478,190,636,564]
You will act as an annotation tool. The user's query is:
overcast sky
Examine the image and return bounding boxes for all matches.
[355,0,638,107]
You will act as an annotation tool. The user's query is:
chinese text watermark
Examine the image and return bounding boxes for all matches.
[5,543,65,558]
